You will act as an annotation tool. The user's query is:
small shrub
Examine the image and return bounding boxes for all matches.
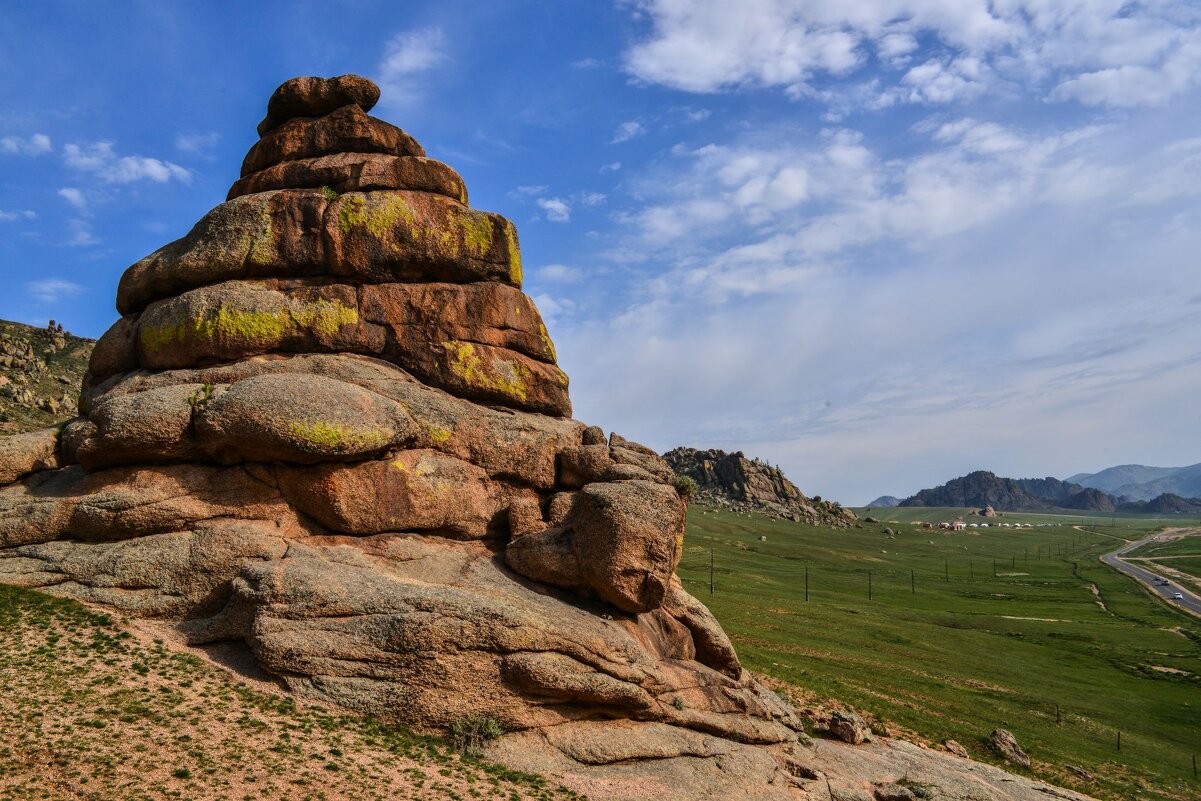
[172,768,191,780]
[671,696,685,711]
[670,474,698,499]
[321,186,339,201]
[449,715,505,757]
[897,776,934,799]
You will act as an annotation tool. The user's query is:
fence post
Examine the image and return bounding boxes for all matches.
[868,570,873,601]
[804,564,809,603]
[911,569,915,595]
[709,548,714,595]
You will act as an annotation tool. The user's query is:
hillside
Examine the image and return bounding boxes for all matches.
[867,495,901,507]
[1069,462,1201,502]
[899,470,1099,511]
[664,446,857,526]
[900,470,1201,513]
[0,318,92,433]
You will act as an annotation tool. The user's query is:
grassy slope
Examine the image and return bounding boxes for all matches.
[856,505,1201,527]
[0,319,92,433]
[679,506,1201,801]
[0,584,580,801]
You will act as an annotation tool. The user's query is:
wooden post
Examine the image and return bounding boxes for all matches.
[868,570,873,601]
[1117,731,1121,752]
[709,548,714,595]
[1056,704,1060,724]
[804,565,809,603]
[944,559,949,582]
[911,569,915,595]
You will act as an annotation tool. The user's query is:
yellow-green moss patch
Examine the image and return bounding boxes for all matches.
[289,420,391,452]
[441,340,529,401]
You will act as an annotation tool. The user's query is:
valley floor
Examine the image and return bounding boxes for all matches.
[679,507,1201,801]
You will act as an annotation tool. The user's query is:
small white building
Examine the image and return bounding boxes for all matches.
[951,521,967,531]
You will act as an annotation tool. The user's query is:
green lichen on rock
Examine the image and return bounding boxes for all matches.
[139,299,360,354]
[460,212,495,259]
[244,202,277,267]
[288,420,390,453]
[502,221,522,285]
[338,193,416,239]
[441,340,529,402]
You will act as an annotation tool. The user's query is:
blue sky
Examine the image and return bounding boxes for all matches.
[2,1,1200,503]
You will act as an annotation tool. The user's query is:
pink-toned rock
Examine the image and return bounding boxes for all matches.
[257,74,382,136]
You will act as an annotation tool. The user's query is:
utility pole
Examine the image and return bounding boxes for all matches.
[868,570,873,601]
[944,559,948,583]
[911,569,915,595]
[804,565,809,603]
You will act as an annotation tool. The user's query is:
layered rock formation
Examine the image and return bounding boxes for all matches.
[665,446,856,527]
[0,76,806,796]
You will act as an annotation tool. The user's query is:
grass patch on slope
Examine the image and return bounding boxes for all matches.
[0,584,581,801]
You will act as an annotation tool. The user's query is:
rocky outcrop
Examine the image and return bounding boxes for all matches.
[0,75,808,797]
[0,320,92,434]
[664,446,856,527]
[900,471,1115,512]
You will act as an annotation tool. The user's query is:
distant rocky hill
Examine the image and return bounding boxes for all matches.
[663,446,856,527]
[867,495,901,508]
[0,319,92,433]
[900,469,1201,514]
[1070,462,1201,502]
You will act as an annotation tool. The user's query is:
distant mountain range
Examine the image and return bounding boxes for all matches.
[1068,463,1201,502]
[867,496,901,508]
[890,468,1201,514]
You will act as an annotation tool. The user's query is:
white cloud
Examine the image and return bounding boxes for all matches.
[27,278,84,303]
[578,191,607,206]
[531,292,576,324]
[537,197,572,222]
[610,121,646,144]
[0,209,36,222]
[57,187,87,211]
[174,131,219,154]
[623,1,1201,108]
[0,133,51,155]
[512,184,549,196]
[377,26,448,108]
[572,57,602,69]
[601,161,623,172]
[65,219,98,247]
[539,264,583,282]
[63,141,190,184]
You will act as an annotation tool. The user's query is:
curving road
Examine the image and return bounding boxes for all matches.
[1100,531,1201,617]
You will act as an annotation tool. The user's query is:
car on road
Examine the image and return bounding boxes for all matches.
[1158,579,1171,586]
[1173,593,1185,600]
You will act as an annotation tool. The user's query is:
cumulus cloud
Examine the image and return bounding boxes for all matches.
[538,264,583,282]
[377,26,448,108]
[537,197,572,222]
[623,0,1201,108]
[27,278,84,303]
[63,141,190,184]
[0,133,51,155]
[553,102,1201,501]
[0,209,36,222]
[610,121,646,144]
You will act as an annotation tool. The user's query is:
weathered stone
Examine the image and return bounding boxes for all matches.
[117,190,328,315]
[829,711,873,745]
[258,75,382,136]
[277,451,522,538]
[194,373,412,464]
[89,316,139,380]
[247,103,422,174]
[325,190,522,286]
[75,383,200,470]
[231,153,466,202]
[873,784,916,801]
[944,739,969,758]
[991,728,1030,768]
[0,427,61,484]
[506,480,684,614]
[0,463,297,549]
[136,281,385,369]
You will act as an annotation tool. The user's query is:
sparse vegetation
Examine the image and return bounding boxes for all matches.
[670,473,697,498]
[0,584,579,800]
[449,715,506,758]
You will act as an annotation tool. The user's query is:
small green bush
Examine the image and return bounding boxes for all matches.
[321,186,339,201]
[449,715,505,757]
[670,474,698,499]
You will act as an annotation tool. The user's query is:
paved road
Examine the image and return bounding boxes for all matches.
[1100,530,1201,617]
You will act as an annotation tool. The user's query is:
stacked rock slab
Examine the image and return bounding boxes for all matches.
[0,76,804,797]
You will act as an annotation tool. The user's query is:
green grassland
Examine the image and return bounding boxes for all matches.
[678,506,1201,801]
[856,505,1201,528]
[1130,536,1201,559]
